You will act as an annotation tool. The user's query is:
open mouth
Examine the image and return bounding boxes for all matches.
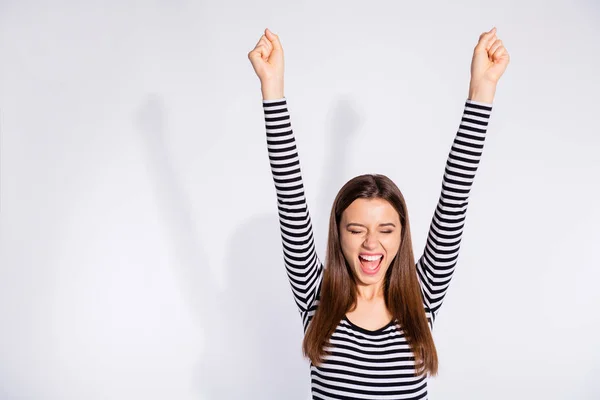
[358,255,383,276]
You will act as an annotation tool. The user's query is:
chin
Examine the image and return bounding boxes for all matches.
[355,262,387,283]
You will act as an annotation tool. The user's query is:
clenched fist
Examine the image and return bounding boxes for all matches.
[248,28,285,100]
[468,27,510,103]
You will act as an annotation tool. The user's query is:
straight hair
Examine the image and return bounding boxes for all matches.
[302,174,438,376]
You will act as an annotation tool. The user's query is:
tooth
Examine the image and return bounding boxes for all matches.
[360,255,382,261]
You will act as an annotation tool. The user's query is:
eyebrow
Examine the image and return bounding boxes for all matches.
[346,223,396,228]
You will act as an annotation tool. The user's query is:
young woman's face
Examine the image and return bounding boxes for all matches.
[339,198,402,287]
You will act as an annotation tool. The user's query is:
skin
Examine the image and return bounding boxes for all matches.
[248,26,510,330]
[340,198,401,330]
[340,198,401,297]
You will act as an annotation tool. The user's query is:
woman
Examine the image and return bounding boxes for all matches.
[248,27,509,399]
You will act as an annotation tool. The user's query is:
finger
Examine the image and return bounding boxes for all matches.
[491,46,507,62]
[262,36,272,50]
[248,48,265,63]
[260,36,273,54]
[249,43,268,62]
[258,43,271,60]
[248,49,266,68]
[488,39,503,56]
[265,28,283,51]
[252,36,271,58]
[486,35,497,51]
[254,35,264,49]
[476,27,497,51]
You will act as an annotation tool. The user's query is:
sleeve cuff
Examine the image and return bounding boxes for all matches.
[466,98,493,108]
[263,97,287,104]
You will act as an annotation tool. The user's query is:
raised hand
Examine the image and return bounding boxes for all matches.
[248,28,285,99]
[468,27,510,103]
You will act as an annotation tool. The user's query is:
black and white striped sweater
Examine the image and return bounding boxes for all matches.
[263,97,492,399]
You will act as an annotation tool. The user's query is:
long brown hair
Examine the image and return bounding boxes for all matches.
[302,174,438,376]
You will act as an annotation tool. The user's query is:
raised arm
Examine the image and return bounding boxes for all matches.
[249,29,324,316]
[416,99,492,321]
[416,27,510,322]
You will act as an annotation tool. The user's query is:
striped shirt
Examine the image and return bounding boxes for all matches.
[263,97,492,399]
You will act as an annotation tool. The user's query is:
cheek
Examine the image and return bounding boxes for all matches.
[383,234,402,255]
[340,233,360,259]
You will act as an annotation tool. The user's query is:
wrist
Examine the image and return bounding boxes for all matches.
[468,81,496,104]
[261,80,284,100]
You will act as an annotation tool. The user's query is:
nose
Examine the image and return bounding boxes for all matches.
[362,233,378,250]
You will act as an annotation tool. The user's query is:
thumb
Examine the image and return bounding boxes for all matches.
[265,28,283,51]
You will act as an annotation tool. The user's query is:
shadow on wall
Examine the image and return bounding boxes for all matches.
[135,93,363,399]
[313,95,363,246]
[197,213,309,399]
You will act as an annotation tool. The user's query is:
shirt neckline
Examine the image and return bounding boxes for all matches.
[343,315,396,334]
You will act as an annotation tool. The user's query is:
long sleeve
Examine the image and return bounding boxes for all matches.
[416,99,493,324]
[263,97,324,318]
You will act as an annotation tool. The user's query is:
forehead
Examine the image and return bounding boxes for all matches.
[341,198,400,223]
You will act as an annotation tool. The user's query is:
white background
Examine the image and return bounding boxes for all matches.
[1,0,599,399]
